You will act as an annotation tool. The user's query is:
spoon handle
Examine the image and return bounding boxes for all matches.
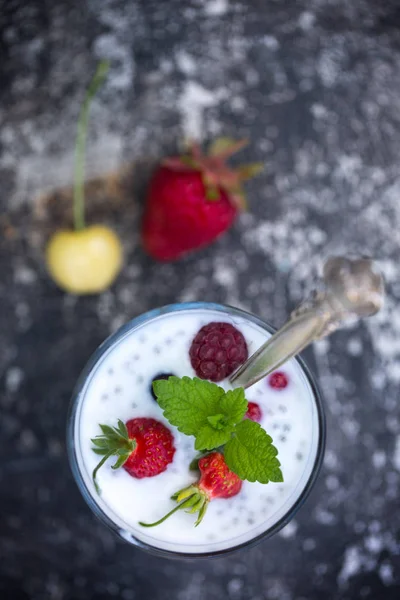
[230,256,384,389]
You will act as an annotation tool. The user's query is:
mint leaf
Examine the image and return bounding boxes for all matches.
[207,414,227,430]
[153,377,248,451]
[195,388,248,451]
[153,376,225,436]
[224,420,283,484]
[220,388,248,427]
[195,423,232,451]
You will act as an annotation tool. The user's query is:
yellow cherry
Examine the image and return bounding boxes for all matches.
[46,225,123,295]
[45,61,124,295]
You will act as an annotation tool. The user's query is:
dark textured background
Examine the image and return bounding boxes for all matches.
[1,1,399,598]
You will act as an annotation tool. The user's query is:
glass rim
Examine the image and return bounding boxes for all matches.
[67,301,326,559]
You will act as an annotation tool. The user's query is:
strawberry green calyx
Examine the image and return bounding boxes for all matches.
[139,485,209,528]
[91,419,136,494]
[162,137,263,210]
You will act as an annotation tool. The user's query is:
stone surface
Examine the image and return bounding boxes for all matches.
[1,0,399,598]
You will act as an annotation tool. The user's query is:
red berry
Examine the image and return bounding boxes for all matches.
[91,418,176,492]
[245,401,262,422]
[268,371,289,390]
[198,452,243,500]
[189,322,248,382]
[141,140,261,261]
[124,418,176,478]
[142,167,236,261]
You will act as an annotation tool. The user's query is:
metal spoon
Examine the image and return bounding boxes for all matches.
[230,256,384,389]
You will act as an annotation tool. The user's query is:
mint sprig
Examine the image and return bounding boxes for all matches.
[153,377,247,451]
[153,376,283,483]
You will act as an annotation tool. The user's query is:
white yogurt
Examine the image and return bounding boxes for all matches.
[73,306,322,554]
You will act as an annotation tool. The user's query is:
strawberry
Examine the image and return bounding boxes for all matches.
[140,451,242,528]
[141,138,262,261]
[91,418,175,493]
[197,452,243,500]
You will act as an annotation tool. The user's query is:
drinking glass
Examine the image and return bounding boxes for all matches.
[67,302,326,558]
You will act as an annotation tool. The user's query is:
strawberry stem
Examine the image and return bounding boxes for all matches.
[139,484,209,528]
[73,60,109,231]
[92,450,114,495]
[139,495,197,528]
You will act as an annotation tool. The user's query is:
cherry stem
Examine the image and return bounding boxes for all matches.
[73,60,109,231]
[138,495,196,528]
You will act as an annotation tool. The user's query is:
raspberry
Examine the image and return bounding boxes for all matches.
[268,371,289,390]
[189,322,248,382]
[245,401,262,422]
[151,373,175,401]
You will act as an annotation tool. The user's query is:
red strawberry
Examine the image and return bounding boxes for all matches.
[245,401,262,422]
[141,138,262,261]
[197,452,243,500]
[140,451,242,528]
[91,418,175,492]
